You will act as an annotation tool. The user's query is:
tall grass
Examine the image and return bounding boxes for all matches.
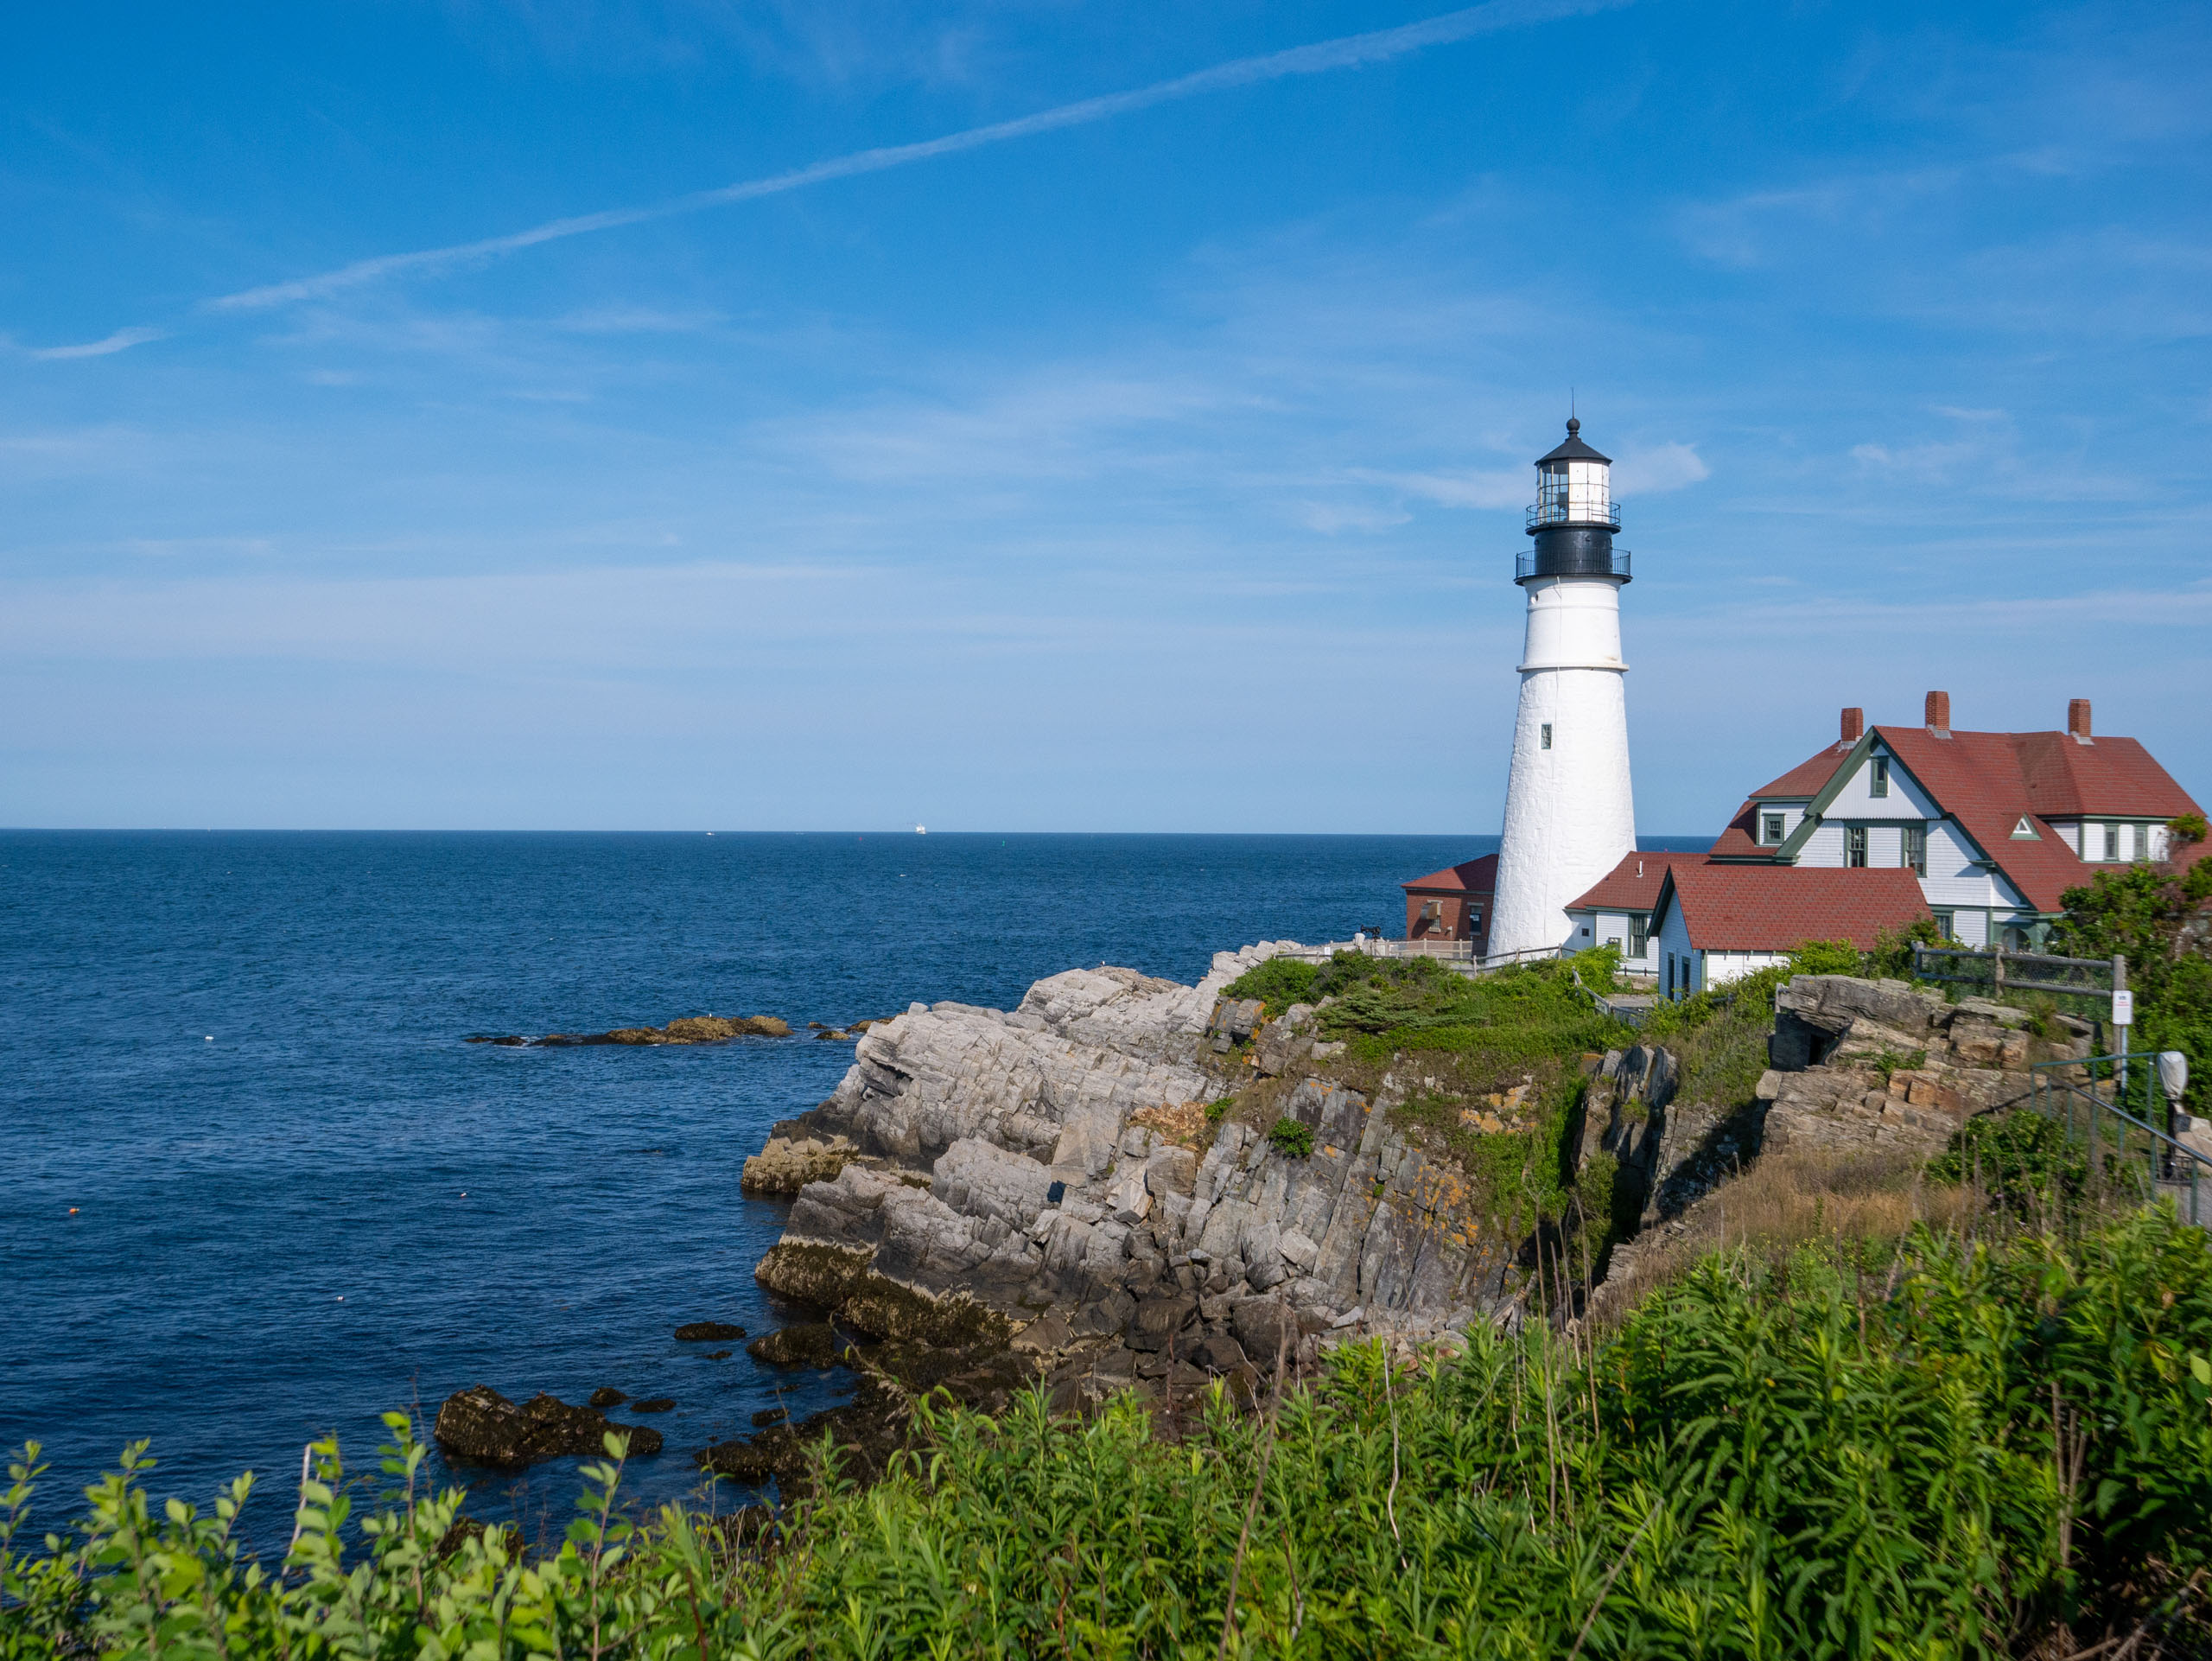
[8,1207,2210,1658]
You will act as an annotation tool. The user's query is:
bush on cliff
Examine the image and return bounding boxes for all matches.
[8,1208,2210,1658]
[1221,956,1320,1015]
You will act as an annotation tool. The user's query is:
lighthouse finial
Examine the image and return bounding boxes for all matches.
[1566,416,1580,437]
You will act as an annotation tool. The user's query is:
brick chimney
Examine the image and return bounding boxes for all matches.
[1924,690,1951,735]
[1840,706,1864,743]
[2068,697,2093,742]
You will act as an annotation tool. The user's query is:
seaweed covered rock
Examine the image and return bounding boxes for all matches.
[741,1136,858,1196]
[432,1386,663,1468]
[674,1321,747,1341]
[746,1324,843,1370]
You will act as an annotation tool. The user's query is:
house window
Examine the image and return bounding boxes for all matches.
[1931,909,1954,940]
[1870,756,1889,798]
[1761,812,1785,845]
[1846,825,1869,868]
[1541,723,1553,751]
[2103,824,2120,862]
[1904,823,1927,877]
[2128,824,2143,861]
[1629,914,1649,956]
[1665,954,1675,997]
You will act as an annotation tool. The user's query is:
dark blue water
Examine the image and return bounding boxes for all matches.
[1,830,1704,1546]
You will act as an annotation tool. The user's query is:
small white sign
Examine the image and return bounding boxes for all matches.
[2113,990,2135,1027]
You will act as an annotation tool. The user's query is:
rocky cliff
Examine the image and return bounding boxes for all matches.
[751,945,1566,1414]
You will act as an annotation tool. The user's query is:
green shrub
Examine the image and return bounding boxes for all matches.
[1205,1097,1233,1124]
[1267,1117,1315,1158]
[1221,956,1319,1015]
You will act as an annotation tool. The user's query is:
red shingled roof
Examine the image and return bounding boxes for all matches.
[1401,853,1497,894]
[1705,722,2203,906]
[1655,862,1930,952]
[1564,850,1702,913]
[1749,742,1855,801]
[1877,726,2202,913]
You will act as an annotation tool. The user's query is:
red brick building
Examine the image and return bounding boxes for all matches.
[1400,854,1495,952]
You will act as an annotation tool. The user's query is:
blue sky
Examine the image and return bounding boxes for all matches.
[3,0,2207,832]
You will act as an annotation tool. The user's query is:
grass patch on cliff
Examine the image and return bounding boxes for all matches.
[12,1209,2212,1658]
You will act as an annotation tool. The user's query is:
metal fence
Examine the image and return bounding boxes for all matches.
[1911,944,2118,998]
[2030,1054,2210,1228]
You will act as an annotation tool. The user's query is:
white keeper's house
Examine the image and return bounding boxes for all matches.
[1562,691,2203,998]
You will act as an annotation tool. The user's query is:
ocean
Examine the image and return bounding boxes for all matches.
[0,830,1705,1546]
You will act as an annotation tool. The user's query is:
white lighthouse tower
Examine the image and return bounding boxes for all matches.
[1487,418,1637,962]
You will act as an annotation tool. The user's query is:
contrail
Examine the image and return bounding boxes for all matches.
[213,0,1620,312]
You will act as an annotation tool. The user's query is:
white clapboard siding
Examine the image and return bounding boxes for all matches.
[1796,820,1847,866]
[1822,749,1942,819]
[1919,820,2009,907]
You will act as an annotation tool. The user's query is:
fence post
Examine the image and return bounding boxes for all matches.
[1993,940,2005,994]
[2113,954,2128,1100]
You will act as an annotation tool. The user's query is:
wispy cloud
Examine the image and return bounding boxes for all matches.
[209,0,1623,312]
[1611,442,1708,493]
[24,327,165,360]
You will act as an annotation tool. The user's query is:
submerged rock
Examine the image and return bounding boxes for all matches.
[587,1387,627,1409]
[432,1386,663,1468]
[632,1397,675,1413]
[745,1324,843,1370]
[674,1321,747,1342]
[493,1015,794,1047]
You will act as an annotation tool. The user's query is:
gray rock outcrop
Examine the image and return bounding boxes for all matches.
[755,947,1512,1391]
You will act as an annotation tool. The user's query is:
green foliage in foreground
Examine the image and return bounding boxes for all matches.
[9,1211,2212,1658]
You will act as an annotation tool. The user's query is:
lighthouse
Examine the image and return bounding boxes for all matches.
[1486,418,1637,962]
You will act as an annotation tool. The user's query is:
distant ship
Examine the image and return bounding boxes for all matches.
[914,824,927,835]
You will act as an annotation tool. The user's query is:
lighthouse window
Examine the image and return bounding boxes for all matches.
[1541,723,1553,750]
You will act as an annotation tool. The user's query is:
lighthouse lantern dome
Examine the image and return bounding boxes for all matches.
[1521,417,1627,582]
